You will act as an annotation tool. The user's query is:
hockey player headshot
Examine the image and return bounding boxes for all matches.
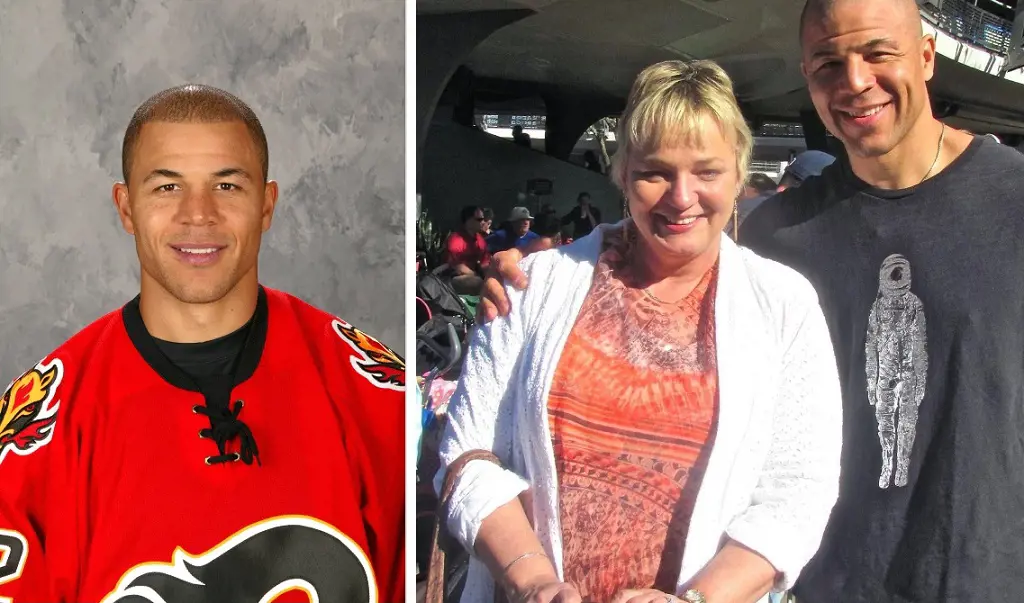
[0,85,405,603]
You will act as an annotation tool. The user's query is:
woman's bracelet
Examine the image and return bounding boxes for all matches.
[501,551,549,576]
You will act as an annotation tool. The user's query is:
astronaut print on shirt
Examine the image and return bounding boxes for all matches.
[865,254,928,489]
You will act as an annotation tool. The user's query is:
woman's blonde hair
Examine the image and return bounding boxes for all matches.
[611,60,753,191]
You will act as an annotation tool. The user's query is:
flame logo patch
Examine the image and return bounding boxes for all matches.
[100,516,377,603]
[331,320,404,391]
[0,358,64,466]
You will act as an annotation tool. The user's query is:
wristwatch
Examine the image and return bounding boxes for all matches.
[679,589,707,603]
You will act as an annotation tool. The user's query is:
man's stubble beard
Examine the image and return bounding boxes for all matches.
[143,258,249,306]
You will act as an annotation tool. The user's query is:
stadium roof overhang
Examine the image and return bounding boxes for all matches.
[420,0,1024,135]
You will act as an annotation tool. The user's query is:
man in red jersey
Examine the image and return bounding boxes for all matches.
[0,84,404,603]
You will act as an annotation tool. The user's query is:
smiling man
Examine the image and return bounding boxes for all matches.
[0,85,405,603]
[740,0,1024,601]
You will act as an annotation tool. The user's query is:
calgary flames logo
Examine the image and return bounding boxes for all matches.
[332,319,404,391]
[0,358,64,466]
[101,516,377,603]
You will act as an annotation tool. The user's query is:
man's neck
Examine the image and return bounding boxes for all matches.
[848,115,969,190]
[139,276,260,344]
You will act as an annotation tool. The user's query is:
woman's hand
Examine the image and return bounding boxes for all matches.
[609,589,680,603]
[512,579,583,603]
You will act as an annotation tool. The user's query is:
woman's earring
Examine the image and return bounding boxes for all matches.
[732,202,739,241]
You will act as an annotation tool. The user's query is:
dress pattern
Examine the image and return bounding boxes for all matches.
[547,224,720,601]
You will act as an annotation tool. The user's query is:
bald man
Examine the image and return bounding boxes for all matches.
[0,85,405,602]
[741,4,1024,600]
[477,0,1024,601]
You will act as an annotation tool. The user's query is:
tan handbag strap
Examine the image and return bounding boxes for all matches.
[441,450,502,505]
[426,450,504,603]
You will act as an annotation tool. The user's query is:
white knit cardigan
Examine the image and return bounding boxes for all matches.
[436,226,842,603]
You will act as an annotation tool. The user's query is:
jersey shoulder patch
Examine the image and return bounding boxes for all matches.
[331,319,405,392]
[0,357,64,467]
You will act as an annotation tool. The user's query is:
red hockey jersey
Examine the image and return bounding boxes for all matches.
[0,287,405,603]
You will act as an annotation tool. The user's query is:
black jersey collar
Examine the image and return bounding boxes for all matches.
[122,287,269,392]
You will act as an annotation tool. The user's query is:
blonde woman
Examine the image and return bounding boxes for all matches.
[436,60,842,603]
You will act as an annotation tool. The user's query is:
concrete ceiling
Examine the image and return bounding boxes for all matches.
[457,0,807,102]
[420,0,1024,134]
[418,0,560,14]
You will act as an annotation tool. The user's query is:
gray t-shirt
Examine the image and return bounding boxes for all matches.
[743,136,1024,603]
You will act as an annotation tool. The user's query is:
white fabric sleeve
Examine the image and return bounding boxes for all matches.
[725,278,843,590]
[433,278,533,552]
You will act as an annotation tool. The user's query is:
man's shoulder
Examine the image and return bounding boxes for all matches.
[975,135,1024,164]
[962,136,1024,181]
[327,316,405,394]
[773,163,842,211]
[445,230,468,248]
[0,307,123,469]
[37,307,125,368]
[267,288,405,394]
[742,162,844,245]
[267,288,332,325]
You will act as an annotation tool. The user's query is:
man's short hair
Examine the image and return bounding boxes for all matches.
[122,84,269,185]
[460,205,481,224]
[748,173,777,193]
[799,0,835,42]
[799,0,921,44]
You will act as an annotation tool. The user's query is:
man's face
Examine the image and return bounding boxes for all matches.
[801,0,935,159]
[514,219,531,237]
[578,195,590,207]
[465,210,485,235]
[113,121,278,305]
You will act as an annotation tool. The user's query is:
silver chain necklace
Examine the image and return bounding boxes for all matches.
[919,122,946,184]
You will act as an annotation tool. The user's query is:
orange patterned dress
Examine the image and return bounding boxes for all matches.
[547,224,719,602]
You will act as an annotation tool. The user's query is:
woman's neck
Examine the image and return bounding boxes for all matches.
[630,228,720,302]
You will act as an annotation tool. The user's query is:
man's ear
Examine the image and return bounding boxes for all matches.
[112,182,135,235]
[261,180,280,232]
[921,34,937,82]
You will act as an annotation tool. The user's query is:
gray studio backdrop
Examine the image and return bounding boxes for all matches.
[0,0,405,380]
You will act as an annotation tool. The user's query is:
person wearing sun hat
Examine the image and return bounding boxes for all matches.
[486,206,540,253]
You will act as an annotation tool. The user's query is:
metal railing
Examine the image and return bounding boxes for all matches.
[757,122,805,138]
[749,160,784,174]
[922,0,1015,56]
